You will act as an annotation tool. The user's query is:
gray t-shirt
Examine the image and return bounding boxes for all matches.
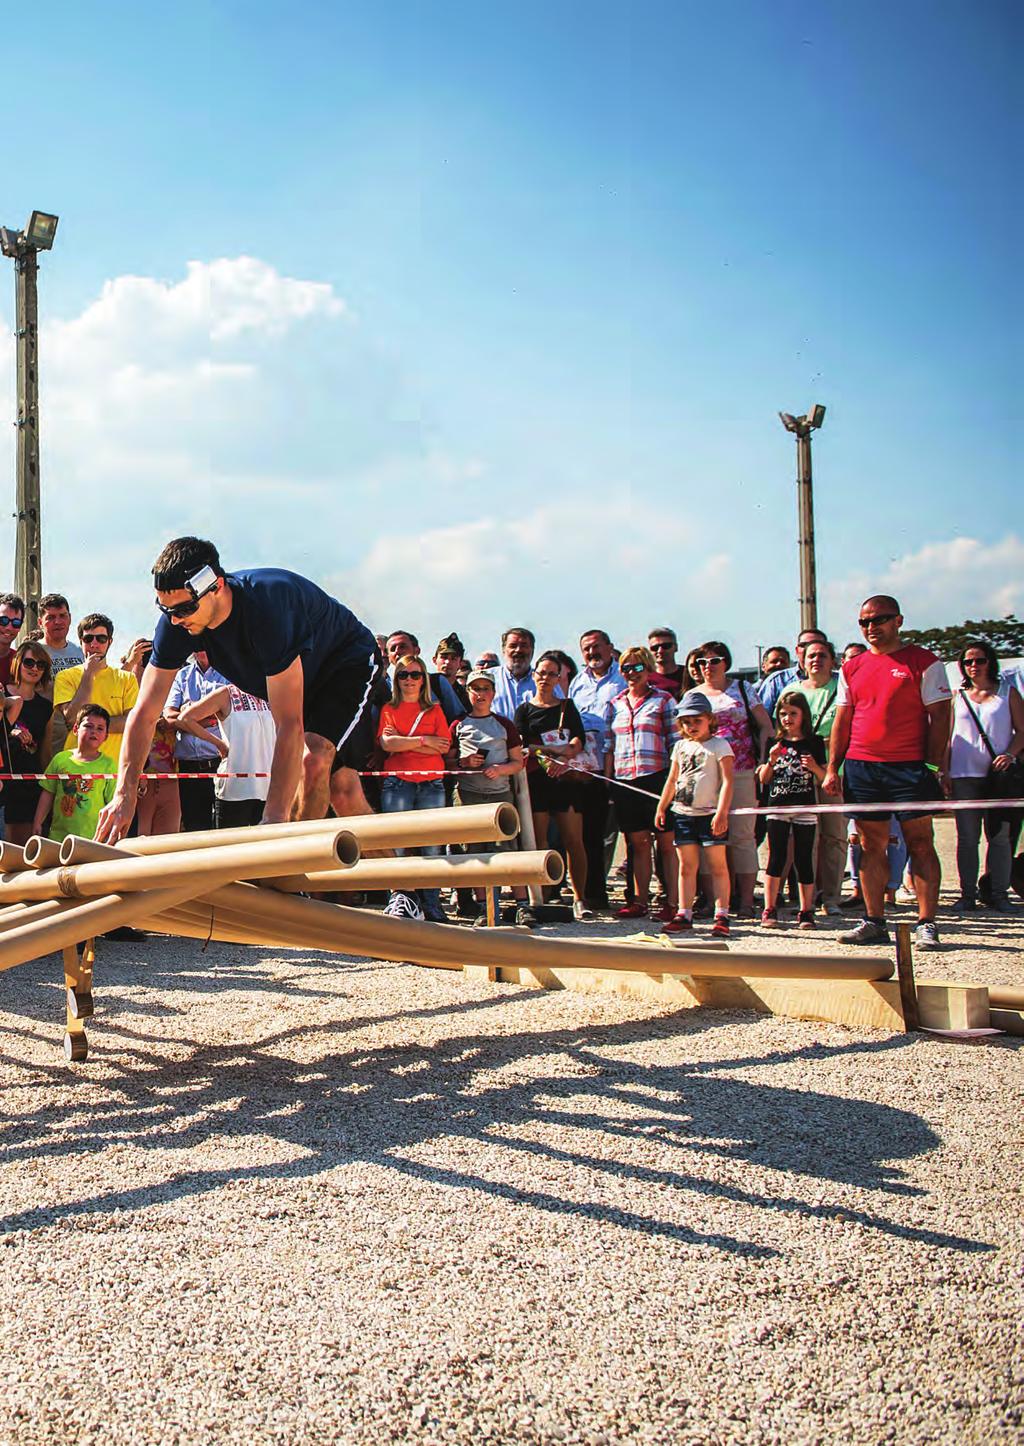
[43,640,85,678]
[451,712,522,796]
[671,736,734,815]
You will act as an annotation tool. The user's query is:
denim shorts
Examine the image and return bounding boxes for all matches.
[843,758,942,822]
[671,812,723,848]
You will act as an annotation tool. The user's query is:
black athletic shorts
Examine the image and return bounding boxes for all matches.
[302,644,382,771]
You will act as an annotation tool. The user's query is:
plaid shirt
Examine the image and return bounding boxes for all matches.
[609,686,676,780]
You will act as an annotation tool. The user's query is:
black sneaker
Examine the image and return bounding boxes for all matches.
[514,905,538,929]
[102,926,148,943]
[840,919,889,946]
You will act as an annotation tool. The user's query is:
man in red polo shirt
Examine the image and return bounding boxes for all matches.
[822,595,951,948]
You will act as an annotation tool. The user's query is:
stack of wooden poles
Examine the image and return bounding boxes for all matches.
[0,803,895,1061]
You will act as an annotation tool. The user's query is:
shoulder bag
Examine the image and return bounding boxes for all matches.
[958,688,1024,802]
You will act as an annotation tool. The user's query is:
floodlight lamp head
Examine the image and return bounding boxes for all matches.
[25,211,58,250]
[807,403,826,429]
[779,412,800,434]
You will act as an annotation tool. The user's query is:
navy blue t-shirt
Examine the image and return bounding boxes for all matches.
[151,568,376,701]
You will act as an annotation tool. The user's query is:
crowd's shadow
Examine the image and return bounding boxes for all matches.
[0,970,995,1259]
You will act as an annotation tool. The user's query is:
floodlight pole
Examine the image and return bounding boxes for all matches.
[13,244,42,625]
[779,406,826,634]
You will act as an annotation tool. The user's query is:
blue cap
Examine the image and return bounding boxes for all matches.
[676,689,713,718]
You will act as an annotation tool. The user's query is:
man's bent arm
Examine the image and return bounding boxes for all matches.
[264,658,306,825]
[924,699,951,768]
[827,704,853,771]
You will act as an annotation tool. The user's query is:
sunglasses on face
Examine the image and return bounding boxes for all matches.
[157,577,219,620]
[81,633,110,644]
[650,642,673,650]
[396,670,424,681]
[695,656,726,668]
[533,669,559,679]
[622,662,647,674]
[858,613,898,629]
[21,658,45,670]
[0,616,23,629]
[963,657,988,666]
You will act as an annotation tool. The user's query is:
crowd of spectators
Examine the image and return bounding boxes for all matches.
[1,589,1022,951]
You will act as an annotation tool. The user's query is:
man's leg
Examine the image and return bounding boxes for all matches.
[293,733,338,820]
[856,817,892,920]
[901,814,941,921]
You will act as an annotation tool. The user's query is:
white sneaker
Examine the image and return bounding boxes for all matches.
[895,886,917,906]
[383,891,424,921]
[572,900,596,922]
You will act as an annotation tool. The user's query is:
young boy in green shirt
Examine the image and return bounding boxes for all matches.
[33,704,117,843]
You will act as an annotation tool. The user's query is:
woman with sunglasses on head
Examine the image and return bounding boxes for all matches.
[1,642,55,845]
[691,640,772,916]
[377,656,452,923]
[945,640,1024,912]
[606,645,679,920]
[514,652,592,920]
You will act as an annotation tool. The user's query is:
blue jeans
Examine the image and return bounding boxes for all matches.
[380,777,446,914]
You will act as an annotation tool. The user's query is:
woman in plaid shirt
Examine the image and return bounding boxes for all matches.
[606,645,679,920]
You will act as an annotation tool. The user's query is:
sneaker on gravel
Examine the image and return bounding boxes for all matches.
[572,900,596,922]
[986,894,1014,912]
[914,920,940,949]
[711,915,730,939]
[840,919,890,946]
[615,902,648,919]
[514,905,538,929]
[823,902,844,918]
[797,910,817,931]
[653,903,677,923]
[383,891,424,921]
[951,896,977,913]
[760,907,779,929]
[661,914,693,934]
[894,886,917,906]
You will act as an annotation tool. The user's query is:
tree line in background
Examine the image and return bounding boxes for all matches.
[900,614,1024,659]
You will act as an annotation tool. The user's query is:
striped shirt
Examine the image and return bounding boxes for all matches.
[609,687,676,780]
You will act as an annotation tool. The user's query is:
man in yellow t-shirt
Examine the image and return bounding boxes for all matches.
[53,612,139,767]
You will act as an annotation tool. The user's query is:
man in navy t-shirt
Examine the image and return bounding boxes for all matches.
[96,537,381,841]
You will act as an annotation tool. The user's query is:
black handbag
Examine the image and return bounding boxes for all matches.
[958,689,1024,802]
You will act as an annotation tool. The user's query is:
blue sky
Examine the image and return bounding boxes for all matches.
[2,0,1020,663]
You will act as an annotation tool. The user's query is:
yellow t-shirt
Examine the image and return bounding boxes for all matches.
[53,664,140,765]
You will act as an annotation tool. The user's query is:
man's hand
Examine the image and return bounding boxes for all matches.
[83,652,105,679]
[462,751,486,770]
[821,766,842,797]
[95,793,136,844]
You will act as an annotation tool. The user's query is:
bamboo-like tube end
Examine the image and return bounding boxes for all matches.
[495,803,520,840]
[24,836,62,868]
[333,830,360,867]
[0,843,29,873]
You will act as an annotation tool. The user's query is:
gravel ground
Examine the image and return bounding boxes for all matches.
[1,819,1021,1445]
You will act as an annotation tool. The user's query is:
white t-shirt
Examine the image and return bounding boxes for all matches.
[214,686,276,801]
[949,682,1017,779]
[670,736,734,815]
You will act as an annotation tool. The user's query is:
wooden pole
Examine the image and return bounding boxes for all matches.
[894,921,919,1032]
[268,850,564,894]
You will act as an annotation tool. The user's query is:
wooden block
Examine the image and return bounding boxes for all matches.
[915,983,990,1031]
[463,963,498,983]
[688,975,907,1033]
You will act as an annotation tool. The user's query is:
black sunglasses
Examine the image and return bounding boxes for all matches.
[622,662,647,674]
[694,656,726,667]
[157,576,219,620]
[0,615,23,629]
[81,632,110,644]
[858,613,898,629]
[20,657,45,669]
[396,669,424,681]
[962,656,988,666]
[650,641,674,650]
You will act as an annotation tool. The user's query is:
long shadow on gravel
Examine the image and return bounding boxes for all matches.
[0,984,996,1258]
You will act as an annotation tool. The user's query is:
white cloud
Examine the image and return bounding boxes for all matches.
[825,534,1024,630]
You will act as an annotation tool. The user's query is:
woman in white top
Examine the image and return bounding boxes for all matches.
[691,640,772,915]
[944,641,1024,911]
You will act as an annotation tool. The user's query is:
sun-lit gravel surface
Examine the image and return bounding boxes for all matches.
[1,821,1021,1445]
